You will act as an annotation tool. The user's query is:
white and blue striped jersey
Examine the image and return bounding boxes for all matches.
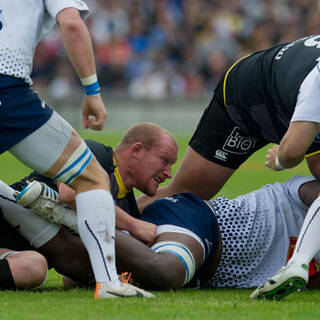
[0,0,89,84]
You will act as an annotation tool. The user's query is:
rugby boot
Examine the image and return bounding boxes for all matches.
[250,262,308,301]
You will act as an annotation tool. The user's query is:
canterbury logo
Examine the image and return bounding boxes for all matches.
[214,150,228,161]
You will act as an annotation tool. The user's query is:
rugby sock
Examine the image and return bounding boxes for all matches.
[288,196,320,266]
[76,189,121,288]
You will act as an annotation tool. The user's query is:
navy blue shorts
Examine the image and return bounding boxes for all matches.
[0,75,53,154]
[140,192,220,259]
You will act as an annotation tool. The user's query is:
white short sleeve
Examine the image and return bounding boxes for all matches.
[291,64,320,124]
[44,0,89,20]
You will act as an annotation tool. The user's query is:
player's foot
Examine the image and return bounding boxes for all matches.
[250,262,308,301]
[15,181,78,232]
[15,180,59,206]
[95,281,155,299]
[15,181,61,221]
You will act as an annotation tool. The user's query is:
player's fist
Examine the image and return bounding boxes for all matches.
[82,95,107,130]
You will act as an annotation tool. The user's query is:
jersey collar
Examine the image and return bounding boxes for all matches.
[113,157,130,199]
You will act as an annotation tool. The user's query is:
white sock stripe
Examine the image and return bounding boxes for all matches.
[54,141,92,185]
[151,241,196,285]
[84,220,112,282]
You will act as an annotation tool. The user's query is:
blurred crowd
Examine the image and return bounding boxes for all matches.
[33,0,320,100]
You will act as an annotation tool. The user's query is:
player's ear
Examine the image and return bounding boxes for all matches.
[130,142,144,159]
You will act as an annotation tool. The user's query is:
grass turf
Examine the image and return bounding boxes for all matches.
[0,131,317,320]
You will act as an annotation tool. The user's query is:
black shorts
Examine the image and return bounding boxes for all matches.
[189,81,268,170]
[0,209,31,251]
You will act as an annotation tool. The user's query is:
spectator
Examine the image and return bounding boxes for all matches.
[32,0,320,99]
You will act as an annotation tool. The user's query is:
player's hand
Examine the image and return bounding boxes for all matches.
[82,94,107,130]
[131,219,157,245]
[265,144,280,170]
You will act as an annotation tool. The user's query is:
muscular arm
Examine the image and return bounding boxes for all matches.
[115,206,156,244]
[56,8,106,130]
[56,8,96,79]
[58,182,157,243]
[266,122,319,170]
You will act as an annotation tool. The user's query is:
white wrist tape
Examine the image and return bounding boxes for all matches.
[275,155,286,170]
[80,74,98,86]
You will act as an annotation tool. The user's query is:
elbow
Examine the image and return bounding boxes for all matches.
[57,8,83,34]
[60,18,83,35]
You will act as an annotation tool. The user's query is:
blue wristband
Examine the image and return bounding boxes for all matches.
[84,81,100,96]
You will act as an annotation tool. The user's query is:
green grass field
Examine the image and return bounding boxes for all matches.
[1,131,319,320]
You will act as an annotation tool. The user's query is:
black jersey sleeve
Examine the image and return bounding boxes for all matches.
[85,140,115,174]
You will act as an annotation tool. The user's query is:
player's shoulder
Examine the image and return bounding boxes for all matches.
[85,140,114,173]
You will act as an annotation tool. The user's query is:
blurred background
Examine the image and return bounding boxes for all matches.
[32,0,320,133]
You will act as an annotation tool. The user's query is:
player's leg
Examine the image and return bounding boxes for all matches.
[138,93,265,212]
[250,179,320,300]
[0,184,51,290]
[7,112,123,296]
[1,84,134,297]
[0,249,48,290]
[159,146,235,200]
[115,229,206,290]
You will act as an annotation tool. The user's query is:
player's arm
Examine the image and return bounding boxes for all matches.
[266,121,319,170]
[115,206,157,245]
[58,182,157,243]
[56,7,106,130]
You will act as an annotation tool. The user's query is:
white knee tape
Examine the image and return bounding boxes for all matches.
[151,241,196,285]
[54,141,92,185]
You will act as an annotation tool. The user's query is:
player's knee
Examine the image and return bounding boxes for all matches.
[7,251,48,290]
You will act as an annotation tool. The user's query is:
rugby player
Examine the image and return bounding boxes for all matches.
[0,0,153,298]
[0,181,222,291]
[14,122,178,244]
[137,34,320,208]
[5,176,320,294]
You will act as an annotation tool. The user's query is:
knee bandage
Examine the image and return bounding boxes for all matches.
[0,257,15,290]
[151,241,196,286]
[54,141,93,185]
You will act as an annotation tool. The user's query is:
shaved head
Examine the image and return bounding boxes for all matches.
[118,123,176,150]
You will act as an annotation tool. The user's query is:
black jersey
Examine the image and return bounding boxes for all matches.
[11,140,140,218]
[223,34,320,142]
[189,35,320,169]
